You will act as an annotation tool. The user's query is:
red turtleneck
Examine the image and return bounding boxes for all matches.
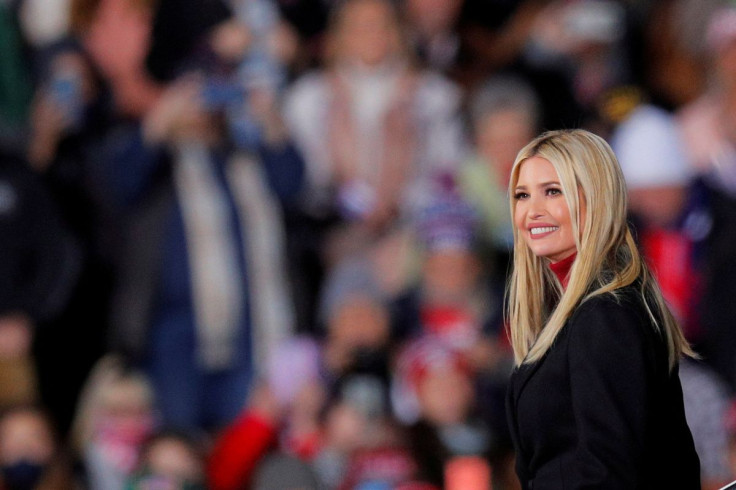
[549,253,577,289]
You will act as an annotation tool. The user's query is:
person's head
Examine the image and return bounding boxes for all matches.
[321,375,389,454]
[414,353,473,427]
[415,174,480,306]
[469,75,541,186]
[329,294,391,349]
[70,355,156,474]
[71,0,161,116]
[0,405,58,490]
[395,337,473,427]
[507,129,692,367]
[421,249,481,307]
[326,0,406,67]
[320,259,391,350]
[612,105,692,228]
[127,430,206,490]
[403,0,463,39]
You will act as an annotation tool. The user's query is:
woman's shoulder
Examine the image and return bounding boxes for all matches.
[563,287,667,373]
[567,286,657,346]
[578,284,642,309]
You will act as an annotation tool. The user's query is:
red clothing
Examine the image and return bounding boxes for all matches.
[549,253,576,289]
[641,228,700,340]
[207,412,278,490]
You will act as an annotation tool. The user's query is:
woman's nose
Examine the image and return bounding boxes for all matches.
[527,196,545,219]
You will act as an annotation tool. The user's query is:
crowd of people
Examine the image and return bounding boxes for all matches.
[2,0,736,488]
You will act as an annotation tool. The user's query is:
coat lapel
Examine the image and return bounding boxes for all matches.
[511,354,547,407]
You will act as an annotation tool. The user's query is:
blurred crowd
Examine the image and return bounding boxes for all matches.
[3,0,736,488]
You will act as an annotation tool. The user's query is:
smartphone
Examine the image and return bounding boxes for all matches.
[50,69,83,128]
[201,78,245,110]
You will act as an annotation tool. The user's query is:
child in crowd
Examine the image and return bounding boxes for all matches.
[70,355,157,490]
[393,337,499,489]
[314,375,419,490]
[318,258,393,380]
[125,430,207,490]
[394,172,512,387]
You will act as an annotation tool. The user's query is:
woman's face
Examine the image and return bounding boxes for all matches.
[513,156,580,263]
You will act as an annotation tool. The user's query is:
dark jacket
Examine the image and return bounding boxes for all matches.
[0,153,78,321]
[506,286,700,490]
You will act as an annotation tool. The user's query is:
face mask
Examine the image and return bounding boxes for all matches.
[92,415,155,473]
[1,460,46,490]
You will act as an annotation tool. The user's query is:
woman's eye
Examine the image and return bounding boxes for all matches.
[546,188,562,196]
[514,192,529,200]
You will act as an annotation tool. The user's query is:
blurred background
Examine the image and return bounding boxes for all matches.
[1,0,736,488]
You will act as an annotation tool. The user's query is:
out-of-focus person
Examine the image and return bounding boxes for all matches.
[124,429,207,490]
[25,39,120,438]
[207,337,326,490]
[283,0,467,269]
[679,4,736,196]
[458,75,540,274]
[313,375,418,490]
[0,405,76,490]
[0,150,77,413]
[282,0,468,335]
[393,337,492,489]
[614,103,736,489]
[614,103,736,391]
[643,0,721,109]
[96,0,304,433]
[451,0,549,88]
[69,355,157,490]
[523,0,639,133]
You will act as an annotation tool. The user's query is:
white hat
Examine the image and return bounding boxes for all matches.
[611,104,693,189]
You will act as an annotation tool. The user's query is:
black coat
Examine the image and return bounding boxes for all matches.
[506,286,701,490]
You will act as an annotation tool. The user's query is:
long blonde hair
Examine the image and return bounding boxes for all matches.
[506,129,694,369]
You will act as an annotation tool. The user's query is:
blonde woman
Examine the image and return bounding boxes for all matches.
[505,129,701,489]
